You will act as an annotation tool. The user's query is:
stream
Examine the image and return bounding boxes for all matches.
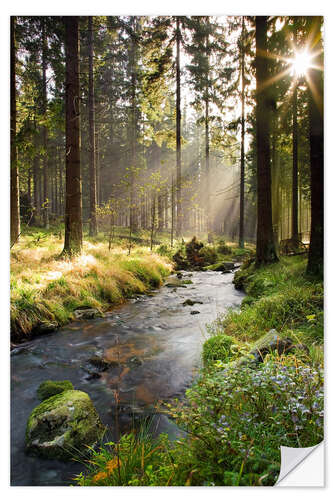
[10,270,244,486]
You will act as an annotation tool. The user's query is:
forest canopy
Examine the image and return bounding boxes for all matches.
[10,15,323,273]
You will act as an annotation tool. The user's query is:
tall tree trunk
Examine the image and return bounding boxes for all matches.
[291,84,298,241]
[55,152,58,216]
[95,130,100,205]
[205,90,211,241]
[171,174,175,247]
[271,125,280,249]
[239,16,246,248]
[255,16,278,264]
[306,17,323,275]
[129,21,138,233]
[42,20,49,229]
[292,25,299,243]
[10,16,20,247]
[33,145,40,219]
[175,17,182,237]
[63,16,82,256]
[88,16,98,236]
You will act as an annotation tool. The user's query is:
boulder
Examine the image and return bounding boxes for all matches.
[37,380,74,401]
[250,330,293,362]
[128,356,143,367]
[223,330,295,373]
[74,308,102,320]
[26,390,105,460]
[209,261,235,272]
[182,299,203,306]
[34,322,57,335]
[88,355,116,371]
[190,310,200,315]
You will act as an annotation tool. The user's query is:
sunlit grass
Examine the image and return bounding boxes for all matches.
[10,229,173,342]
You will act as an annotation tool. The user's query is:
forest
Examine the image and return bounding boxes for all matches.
[10,15,323,487]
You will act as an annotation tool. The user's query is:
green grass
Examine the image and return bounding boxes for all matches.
[10,227,172,342]
[223,255,323,349]
[72,253,323,487]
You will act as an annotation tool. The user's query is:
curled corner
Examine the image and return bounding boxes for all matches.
[275,441,324,486]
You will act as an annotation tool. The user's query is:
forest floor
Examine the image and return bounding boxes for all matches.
[11,227,324,486]
[75,253,324,486]
[10,226,173,343]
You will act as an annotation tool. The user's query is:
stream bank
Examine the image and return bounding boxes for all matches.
[11,269,244,486]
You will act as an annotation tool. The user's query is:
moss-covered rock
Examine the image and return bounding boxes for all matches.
[225,330,294,372]
[250,329,293,362]
[26,390,105,460]
[37,380,74,401]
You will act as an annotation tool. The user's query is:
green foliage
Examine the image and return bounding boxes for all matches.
[156,244,174,259]
[37,380,74,401]
[77,357,323,486]
[202,334,236,366]
[74,427,181,486]
[216,238,232,255]
[198,246,218,265]
[225,256,324,346]
[166,359,323,486]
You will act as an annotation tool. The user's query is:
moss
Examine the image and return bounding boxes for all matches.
[37,380,74,401]
[202,334,236,366]
[26,390,105,460]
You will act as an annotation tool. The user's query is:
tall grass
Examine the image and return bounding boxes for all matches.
[218,255,323,358]
[10,231,172,342]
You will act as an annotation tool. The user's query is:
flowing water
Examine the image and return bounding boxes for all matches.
[10,270,244,486]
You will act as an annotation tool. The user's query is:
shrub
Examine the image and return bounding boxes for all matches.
[199,246,218,265]
[185,236,204,267]
[156,244,173,259]
[167,360,324,485]
[202,334,236,366]
[216,238,232,255]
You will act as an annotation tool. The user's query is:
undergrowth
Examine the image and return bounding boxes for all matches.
[74,253,323,487]
[10,228,172,342]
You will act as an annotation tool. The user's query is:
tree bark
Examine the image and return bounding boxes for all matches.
[306,17,323,275]
[291,84,299,242]
[129,21,138,233]
[239,16,246,248]
[88,16,98,236]
[175,17,182,237]
[42,19,49,229]
[255,16,278,264]
[63,16,83,256]
[10,16,20,246]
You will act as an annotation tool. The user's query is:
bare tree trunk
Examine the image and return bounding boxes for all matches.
[129,22,138,233]
[292,58,299,242]
[10,16,20,246]
[239,16,246,248]
[171,174,175,247]
[175,16,182,237]
[271,126,280,249]
[255,16,278,264]
[88,16,98,236]
[63,16,83,256]
[307,16,323,275]
[42,20,49,229]
[95,130,100,205]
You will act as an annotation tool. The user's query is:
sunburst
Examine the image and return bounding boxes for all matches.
[289,50,313,77]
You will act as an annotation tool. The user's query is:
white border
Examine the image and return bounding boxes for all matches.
[1,1,332,498]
